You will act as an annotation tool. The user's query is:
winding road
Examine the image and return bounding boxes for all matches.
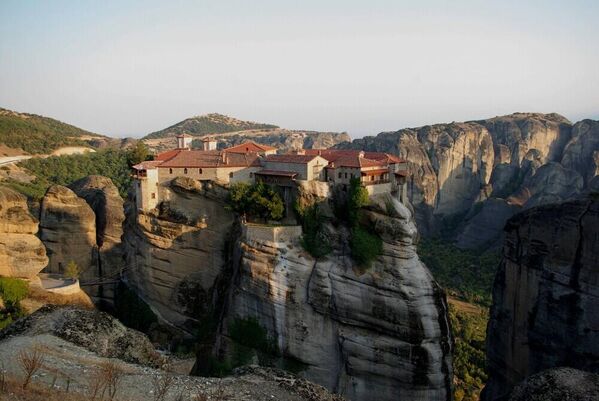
[0,155,32,166]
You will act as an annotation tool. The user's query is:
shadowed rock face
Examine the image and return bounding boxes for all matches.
[0,186,48,278]
[69,175,126,307]
[39,185,97,278]
[482,199,599,401]
[123,179,236,332]
[218,193,452,401]
[337,113,599,248]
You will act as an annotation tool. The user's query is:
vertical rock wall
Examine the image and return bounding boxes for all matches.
[219,193,452,401]
[482,199,599,401]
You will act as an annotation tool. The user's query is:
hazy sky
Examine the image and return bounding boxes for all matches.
[1,0,598,138]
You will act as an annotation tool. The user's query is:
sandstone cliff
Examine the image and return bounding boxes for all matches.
[338,113,599,248]
[482,198,599,401]
[38,178,127,307]
[0,186,48,278]
[217,193,452,401]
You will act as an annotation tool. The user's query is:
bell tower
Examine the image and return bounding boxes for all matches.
[176,133,192,150]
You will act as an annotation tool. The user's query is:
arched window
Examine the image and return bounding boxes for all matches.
[184,168,188,174]
[229,172,234,178]
[199,168,203,174]
[169,168,173,174]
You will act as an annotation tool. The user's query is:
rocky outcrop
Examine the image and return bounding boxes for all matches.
[218,193,452,401]
[123,179,236,332]
[482,198,599,401]
[0,305,161,366]
[39,185,97,276]
[338,113,599,248]
[0,186,48,278]
[69,175,126,307]
[507,368,599,401]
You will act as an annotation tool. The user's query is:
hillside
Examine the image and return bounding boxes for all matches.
[144,113,279,139]
[0,108,105,154]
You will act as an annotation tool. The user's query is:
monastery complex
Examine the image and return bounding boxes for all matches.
[133,134,409,211]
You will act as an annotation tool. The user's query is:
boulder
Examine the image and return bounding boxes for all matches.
[508,368,599,401]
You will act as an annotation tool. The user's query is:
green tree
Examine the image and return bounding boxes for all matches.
[64,260,80,280]
[228,182,284,222]
[127,141,150,165]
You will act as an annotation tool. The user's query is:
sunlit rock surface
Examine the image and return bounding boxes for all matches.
[0,186,48,278]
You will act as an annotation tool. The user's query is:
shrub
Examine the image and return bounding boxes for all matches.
[64,260,80,280]
[350,226,382,269]
[228,182,284,221]
[0,278,29,305]
[348,177,369,225]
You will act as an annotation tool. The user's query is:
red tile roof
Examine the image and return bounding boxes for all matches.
[225,141,277,154]
[303,148,404,167]
[158,150,261,168]
[155,149,183,162]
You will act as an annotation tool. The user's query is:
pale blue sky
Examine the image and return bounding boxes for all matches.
[1,0,598,138]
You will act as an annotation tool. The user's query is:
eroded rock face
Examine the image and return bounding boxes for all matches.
[69,175,126,306]
[123,179,236,331]
[482,199,599,401]
[0,186,48,278]
[39,185,97,276]
[338,113,599,249]
[219,193,452,401]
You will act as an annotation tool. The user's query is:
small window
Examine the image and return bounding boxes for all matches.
[249,172,253,178]
[344,173,348,179]
[338,172,342,179]
[169,168,173,174]
[151,193,156,199]
[199,168,203,174]
[184,168,188,174]
[229,172,233,178]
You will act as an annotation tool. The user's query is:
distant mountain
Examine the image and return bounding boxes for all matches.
[143,113,351,153]
[0,108,134,155]
[144,113,279,139]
